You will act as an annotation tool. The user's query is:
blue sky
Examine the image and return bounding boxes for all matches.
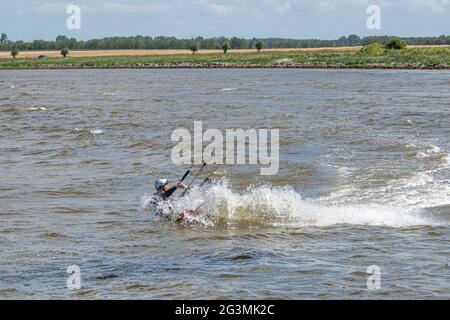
[1,0,450,40]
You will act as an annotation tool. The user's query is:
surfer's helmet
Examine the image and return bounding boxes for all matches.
[155,178,168,191]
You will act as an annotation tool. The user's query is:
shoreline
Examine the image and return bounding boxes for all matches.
[2,47,449,70]
[1,63,449,70]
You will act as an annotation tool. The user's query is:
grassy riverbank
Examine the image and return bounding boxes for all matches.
[1,47,449,69]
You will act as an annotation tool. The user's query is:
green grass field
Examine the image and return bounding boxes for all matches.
[1,47,450,69]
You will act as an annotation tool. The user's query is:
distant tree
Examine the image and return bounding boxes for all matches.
[385,39,407,50]
[60,47,69,58]
[347,34,361,45]
[230,37,244,49]
[190,43,199,54]
[222,42,229,53]
[256,40,265,53]
[4,34,450,52]
[11,48,19,59]
[56,35,68,42]
[1,33,8,43]
[13,40,26,50]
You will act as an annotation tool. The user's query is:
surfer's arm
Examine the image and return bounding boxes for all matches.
[162,186,177,200]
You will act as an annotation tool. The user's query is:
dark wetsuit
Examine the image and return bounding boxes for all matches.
[155,186,177,201]
[151,186,177,208]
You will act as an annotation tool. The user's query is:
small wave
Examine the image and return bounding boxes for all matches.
[405,143,450,169]
[1,106,47,113]
[39,232,66,239]
[26,106,47,111]
[336,166,355,179]
[0,288,18,294]
[150,98,172,103]
[71,127,92,140]
[416,145,444,159]
[1,107,19,113]
[90,128,104,135]
[220,88,239,92]
[273,114,297,121]
[321,143,450,212]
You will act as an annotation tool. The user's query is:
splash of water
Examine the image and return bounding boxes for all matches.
[141,179,436,228]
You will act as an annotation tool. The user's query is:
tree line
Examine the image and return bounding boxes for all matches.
[1,33,450,51]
